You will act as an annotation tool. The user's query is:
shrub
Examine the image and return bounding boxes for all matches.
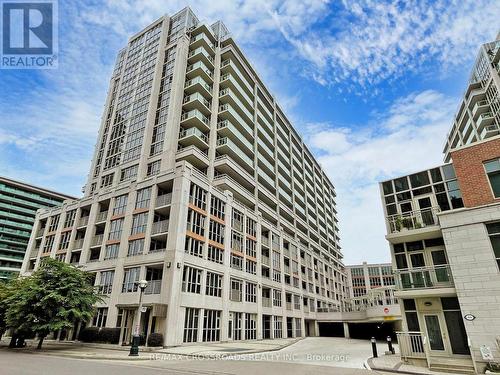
[79,327,99,342]
[147,333,163,347]
[98,328,120,344]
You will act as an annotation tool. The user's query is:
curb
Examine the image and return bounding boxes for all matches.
[0,338,303,361]
[366,357,435,375]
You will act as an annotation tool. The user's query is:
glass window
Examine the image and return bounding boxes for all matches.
[430,168,443,183]
[394,177,409,192]
[487,223,500,269]
[485,159,500,198]
[382,181,394,195]
[410,171,430,188]
[442,164,456,180]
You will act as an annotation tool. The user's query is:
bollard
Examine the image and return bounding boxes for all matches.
[371,337,378,358]
[387,336,395,354]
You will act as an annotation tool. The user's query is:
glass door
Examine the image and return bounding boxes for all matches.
[424,314,446,352]
[431,250,450,284]
[418,196,435,226]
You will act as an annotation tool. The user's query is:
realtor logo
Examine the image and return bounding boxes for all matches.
[1,0,58,68]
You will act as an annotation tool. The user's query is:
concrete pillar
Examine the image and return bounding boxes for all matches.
[343,322,350,339]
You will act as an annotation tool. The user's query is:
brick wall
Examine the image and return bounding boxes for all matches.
[451,137,500,208]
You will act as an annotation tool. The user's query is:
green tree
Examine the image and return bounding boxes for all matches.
[5,258,103,349]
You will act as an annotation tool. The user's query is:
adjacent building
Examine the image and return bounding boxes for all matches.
[0,176,73,280]
[380,34,500,374]
[21,7,346,346]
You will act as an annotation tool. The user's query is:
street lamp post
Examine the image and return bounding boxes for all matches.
[129,279,148,356]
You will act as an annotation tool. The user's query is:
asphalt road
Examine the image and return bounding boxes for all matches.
[0,350,392,375]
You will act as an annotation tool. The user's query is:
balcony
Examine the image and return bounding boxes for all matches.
[186,61,214,83]
[78,216,89,227]
[394,265,454,292]
[476,112,494,130]
[262,297,271,307]
[144,280,162,295]
[214,155,255,190]
[179,127,209,150]
[386,207,440,240]
[152,220,169,235]
[218,103,254,139]
[480,124,500,139]
[216,137,254,172]
[217,119,254,153]
[155,193,172,208]
[261,255,270,266]
[213,173,255,208]
[190,33,215,53]
[220,59,254,97]
[184,76,212,98]
[180,109,210,132]
[471,99,489,118]
[176,145,209,169]
[258,153,275,176]
[187,46,214,68]
[73,238,84,250]
[219,72,253,109]
[257,99,273,123]
[219,88,254,124]
[183,92,211,115]
[96,211,108,223]
[91,234,103,247]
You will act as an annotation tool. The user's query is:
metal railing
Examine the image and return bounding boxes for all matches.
[96,211,108,222]
[230,290,242,302]
[387,207,440,233]
[144,280,162,295]
[261,255,270,266]
[262,297,271,307]
[91,234,103,247]
[394,265,454,290]
[155,193,172,208]
[152,220,169,235]
[73,238,84,249]
[78,216,89,227]
[396,331,428,363]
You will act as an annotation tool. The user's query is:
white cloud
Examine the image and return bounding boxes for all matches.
[307,90,457,264]
[275,0,500,86]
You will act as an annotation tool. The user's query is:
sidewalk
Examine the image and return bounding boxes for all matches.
[366,354,456,375]
[0,337,300,360]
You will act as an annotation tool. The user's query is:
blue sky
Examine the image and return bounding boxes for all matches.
[1,0,499,264]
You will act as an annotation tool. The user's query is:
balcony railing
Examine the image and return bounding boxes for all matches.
[394,265,454,290]
[230,290,242,302]
[262,297,271,307]
[78,216,89,227]
[73,238,84,249]
[261,255,270,266]
[144,280,162,295]
[387,207,440,233]
[480,124,499,139]
[396,331,428,362]
[91,234,103,247]
[152,220,169,235]
[155,193,172,208]
[96,211,108,222]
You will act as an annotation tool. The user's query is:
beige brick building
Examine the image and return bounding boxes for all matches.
[380,34,500,373]
[21,7,347,346]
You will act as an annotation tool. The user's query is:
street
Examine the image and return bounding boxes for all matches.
[0,338,394,375]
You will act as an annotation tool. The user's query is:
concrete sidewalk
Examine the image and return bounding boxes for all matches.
[366,355,455,375]
[0,337,300,360]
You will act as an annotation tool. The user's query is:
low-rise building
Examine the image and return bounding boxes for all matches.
[380,33,500,374]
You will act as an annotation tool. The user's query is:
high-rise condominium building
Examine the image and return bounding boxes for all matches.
[21,7,345,346]
[0,176,73,280]
[380,34,500,374]
[443,32,500,162]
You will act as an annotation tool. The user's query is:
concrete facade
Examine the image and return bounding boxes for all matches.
[21,7,346,347]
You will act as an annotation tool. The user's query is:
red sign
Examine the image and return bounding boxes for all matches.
[383,307,390,314]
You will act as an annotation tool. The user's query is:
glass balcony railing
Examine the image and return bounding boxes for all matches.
[220,60,254,97]
[218,103,254,137]
[216,137,254,168]
[477,112,494,128]
[184,76,212,96]
[186,61,214,82]
[179,127,209,145]
[144,279,162,295]
[217,119,254,152]
[387,207,440,234]
[180,109,210,130]
[188,46,214,67]
[190,33,215,51]
[183,92,211,111]
[394,265,454,290]
[480,124,499,139]
[218,87,254,123]
[152,220,169,235]
[219,72,254,108]
[0,184,62,206]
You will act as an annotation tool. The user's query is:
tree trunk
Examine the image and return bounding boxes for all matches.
[37,335,45,350]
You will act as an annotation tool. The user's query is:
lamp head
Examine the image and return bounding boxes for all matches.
[138,279,148,290]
